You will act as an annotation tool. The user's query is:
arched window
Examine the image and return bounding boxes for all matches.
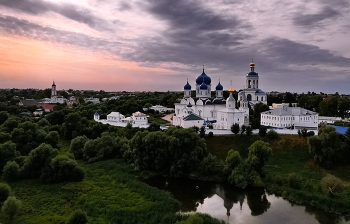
[261,96,264,101]
[247,94,252,101]
[257,96,259,101]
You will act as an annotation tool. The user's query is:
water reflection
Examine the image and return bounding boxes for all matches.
[143,178,350,224]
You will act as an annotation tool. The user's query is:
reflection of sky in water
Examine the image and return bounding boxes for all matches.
[196,193,350,224]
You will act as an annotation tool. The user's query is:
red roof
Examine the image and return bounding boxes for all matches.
[38,103,56,111]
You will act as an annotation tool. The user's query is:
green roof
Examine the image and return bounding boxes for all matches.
[183,113,204,121]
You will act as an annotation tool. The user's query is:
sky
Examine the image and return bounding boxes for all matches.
[0,0,349,93]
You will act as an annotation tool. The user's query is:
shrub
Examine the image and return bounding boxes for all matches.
[0,182,11,201]
[66,209,88,224]
[287,172,303,189]
[231,123,240,135]
[307,131,315,137]
[259,126,267,137]
[266,129,279,140]
[321,174,342,195]
[1,196,22,221]
[246,126,253,136]
[208,132,214,138]
[2,161,20,181]
[40,157,85,184]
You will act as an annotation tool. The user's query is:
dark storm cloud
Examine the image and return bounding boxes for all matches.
[0,0,115,31]
[122,0,252,68]
[293,6,340,27]
[261,37,350,66]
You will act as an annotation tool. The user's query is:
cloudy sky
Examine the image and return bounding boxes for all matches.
[0,0,349,93]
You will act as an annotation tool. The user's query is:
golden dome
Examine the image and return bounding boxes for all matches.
[250,62,255,67]
[229,87,234,92]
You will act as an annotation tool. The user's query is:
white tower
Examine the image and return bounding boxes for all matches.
[246,61,259,89]
[51,81,57,97]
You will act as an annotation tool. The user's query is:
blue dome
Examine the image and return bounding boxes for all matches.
[196,71,211,85]
[247,71,258,76]
[216,82,223,90]
[94,112,99,116]
[184,81,191,90]
[200,82,208,90]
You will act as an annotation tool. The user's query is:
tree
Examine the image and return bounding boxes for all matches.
[0,111,9,125]
[308,126,347,168]
[0,141,18,170]
[1,196,22,221]
[2,161,20,181]
[70,135,89,160]
[0,182,11,201]
[246,126,253,136]
[21,143,58,178]
[44,131,60,148]
[258,126,267,137]
[240,125,246,136]
[251,103,269,129]
[66,209,88,224]
[0,132,11,144]
[199,126,206,138]
[247,140,272,174]
[225,150,241,169]
[228,161,263,189]
[40,157,85,183]
[231,123,240,135]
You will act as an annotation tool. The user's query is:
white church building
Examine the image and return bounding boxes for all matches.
[260,103,319,130]
[94,111,149,128]
[42,81,66,104]
[173,62,265,129]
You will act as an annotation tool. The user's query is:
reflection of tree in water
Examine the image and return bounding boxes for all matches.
[143,178,217,212]
[304,204,344,224]
[246,188,271,216]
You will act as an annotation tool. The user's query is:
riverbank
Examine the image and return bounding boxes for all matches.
[205,135,350,215]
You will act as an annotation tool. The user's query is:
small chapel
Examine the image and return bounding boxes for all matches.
[172,62,267,129]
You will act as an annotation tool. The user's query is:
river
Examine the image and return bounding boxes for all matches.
[143,178,350,224]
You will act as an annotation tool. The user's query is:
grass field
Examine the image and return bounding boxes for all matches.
[0,158,180,224]
[206,134,350,214]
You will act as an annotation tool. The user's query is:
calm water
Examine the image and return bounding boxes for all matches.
[143,178,350,224]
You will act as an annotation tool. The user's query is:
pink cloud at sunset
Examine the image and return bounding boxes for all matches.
[0,36,175,91]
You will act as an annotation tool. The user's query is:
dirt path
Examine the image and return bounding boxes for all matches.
[162,113,174,125]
